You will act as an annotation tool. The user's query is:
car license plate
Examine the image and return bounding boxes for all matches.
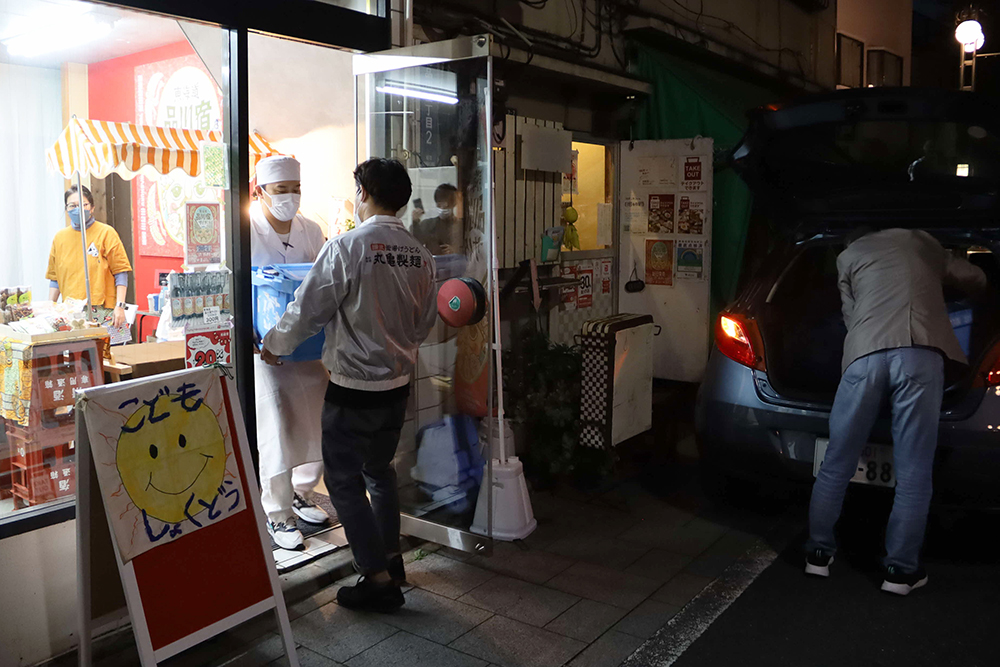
[813,439,896,488]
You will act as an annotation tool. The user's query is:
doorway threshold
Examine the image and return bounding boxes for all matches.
[273,523,350,572]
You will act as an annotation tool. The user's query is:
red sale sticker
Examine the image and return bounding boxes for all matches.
[185,327,232,368]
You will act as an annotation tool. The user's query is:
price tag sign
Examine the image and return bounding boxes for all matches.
[185,326,232,368]
[203,306,221,327]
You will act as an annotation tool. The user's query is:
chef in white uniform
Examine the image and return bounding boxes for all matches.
[252,155,331,550]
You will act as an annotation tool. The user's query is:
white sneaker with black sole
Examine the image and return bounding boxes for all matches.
[268,519,305,550]
[292,493,330,525]
[881,565,928,596]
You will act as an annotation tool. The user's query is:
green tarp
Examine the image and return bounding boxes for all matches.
[631,44,778,312]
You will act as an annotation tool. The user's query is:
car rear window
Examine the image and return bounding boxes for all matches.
[761,120,1000,194]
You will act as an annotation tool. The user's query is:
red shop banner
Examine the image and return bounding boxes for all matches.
[134,54,224,259]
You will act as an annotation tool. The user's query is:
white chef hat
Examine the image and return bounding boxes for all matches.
[255,155,300,186]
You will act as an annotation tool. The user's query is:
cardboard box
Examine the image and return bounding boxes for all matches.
[108,341,186,379]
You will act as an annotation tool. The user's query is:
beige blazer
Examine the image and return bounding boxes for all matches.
[837,228,987,372]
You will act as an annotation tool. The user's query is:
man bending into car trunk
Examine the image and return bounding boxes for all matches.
[805,227,987,595]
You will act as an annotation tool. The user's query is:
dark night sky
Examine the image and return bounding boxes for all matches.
[913,1,1000,95]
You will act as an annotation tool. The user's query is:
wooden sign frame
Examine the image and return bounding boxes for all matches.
[75,367,298,666]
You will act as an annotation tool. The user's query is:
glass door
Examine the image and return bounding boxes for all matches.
[355,36,494,554]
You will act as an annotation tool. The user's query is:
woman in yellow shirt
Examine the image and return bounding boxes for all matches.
[47,185,132,328]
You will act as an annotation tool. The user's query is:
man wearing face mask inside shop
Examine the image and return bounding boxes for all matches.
[413,183,462,255]
[251,155,331,550]
[47,185,132,329]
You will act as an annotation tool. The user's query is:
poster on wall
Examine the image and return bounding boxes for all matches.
[82,367,247,563]
[638,156,677,187]
[647,194,675,234]
[600,259,612,294]
[577,262,594,309]
[624,196,647,234]
[676,240,705,281]
[619,138,713,383]
[560,264,578,309]
[563,149,579,195]
[134,54,225,259]
[645,239,674,287]
[677,194,707,235]
[682,155,706,191]
[597,203,613,247]
[185,202,222,266]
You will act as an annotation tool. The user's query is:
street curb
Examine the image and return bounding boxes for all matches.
[622,514,803,667]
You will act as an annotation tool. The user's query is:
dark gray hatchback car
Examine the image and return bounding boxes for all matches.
[696,88,1000,508]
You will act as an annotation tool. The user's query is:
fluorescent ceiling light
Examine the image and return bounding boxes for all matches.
[3,14,114,58]
[0,2,93,42]
[353,54,452,76]
[376,85,458,105]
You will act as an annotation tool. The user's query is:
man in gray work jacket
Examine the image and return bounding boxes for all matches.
[262,158,438,612]
[805,227,986,595]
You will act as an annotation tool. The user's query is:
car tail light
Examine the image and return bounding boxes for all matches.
[715,314,764,370]
[983,350,1000,386]
[971,339,1000,387]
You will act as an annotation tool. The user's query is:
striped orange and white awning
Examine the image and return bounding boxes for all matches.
[47,118,281,181]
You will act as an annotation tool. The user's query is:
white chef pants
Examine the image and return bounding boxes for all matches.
[260,461,325,524]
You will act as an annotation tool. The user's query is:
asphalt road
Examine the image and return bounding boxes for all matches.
[634,481,1000,667]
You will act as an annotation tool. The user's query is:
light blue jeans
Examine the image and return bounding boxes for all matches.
[806,347,944,573]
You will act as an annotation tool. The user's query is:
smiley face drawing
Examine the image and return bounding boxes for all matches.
[116,394,227,524]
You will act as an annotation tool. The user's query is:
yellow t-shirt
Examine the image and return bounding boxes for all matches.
[46,221,132,308]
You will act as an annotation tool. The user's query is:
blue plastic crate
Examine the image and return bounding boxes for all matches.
[948,302,973,358]
[252,263,325,362]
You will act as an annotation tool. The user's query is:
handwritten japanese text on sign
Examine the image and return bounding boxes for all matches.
[82,368,247,562]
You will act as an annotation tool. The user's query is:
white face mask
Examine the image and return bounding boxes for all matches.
[435,207,454,218]
[264,191,301,222]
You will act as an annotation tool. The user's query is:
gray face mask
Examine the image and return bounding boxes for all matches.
[68,207,94,230]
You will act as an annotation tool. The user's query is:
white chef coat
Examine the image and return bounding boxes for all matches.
[250,200,327,266]
[251,200,330,481]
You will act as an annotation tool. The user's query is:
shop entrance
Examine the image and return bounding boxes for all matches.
[355,36,495,555]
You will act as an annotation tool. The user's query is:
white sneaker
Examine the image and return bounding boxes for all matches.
[292,493,330,525]
[267,520,304,550]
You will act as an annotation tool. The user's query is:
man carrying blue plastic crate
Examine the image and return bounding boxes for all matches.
[252,155,331,550]
[261,158,438,612]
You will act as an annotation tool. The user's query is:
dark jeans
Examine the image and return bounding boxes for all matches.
[321,386,408,575]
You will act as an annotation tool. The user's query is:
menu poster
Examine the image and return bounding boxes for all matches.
[185,202,222,266]
[647,194,675,234]
[677,194,707,235]
[645,239,674,287]
[676,240,705,281]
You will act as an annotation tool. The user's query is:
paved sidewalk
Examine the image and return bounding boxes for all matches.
[61,429,799,667]
[192,461,793,667]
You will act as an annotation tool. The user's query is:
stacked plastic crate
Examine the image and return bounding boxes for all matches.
[3,339,103,509]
